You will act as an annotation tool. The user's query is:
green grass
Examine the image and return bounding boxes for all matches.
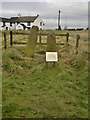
[2,30,88,118]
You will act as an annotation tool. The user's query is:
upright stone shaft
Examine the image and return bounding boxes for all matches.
[25,26,39,57]
[47,33,56,52]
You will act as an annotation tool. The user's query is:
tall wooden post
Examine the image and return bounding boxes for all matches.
[76,35,80,48]
[10,30,13,46]
[66,33,69,48]
[74,35,80,54]
[58,10,61,30]
[4,32,7,49]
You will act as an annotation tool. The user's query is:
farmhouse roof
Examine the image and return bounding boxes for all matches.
[16,15,39,22]
[10,17,18,23]
[0,17,10,22]
[0,15,42,23]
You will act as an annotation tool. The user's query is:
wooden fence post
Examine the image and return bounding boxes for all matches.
[74,35,80,54]
[4,32,7,49]
[10,30,13,46]
[76,35,80,48]
[66,33,69,48]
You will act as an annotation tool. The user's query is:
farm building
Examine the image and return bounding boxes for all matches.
[0,17,10,30]
[0,15,44,30]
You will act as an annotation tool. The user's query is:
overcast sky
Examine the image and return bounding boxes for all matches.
[0,0,89,29]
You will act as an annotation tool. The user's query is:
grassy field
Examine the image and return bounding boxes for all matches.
[2,30,88,118]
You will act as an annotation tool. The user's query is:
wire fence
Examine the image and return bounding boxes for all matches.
[69,34,89,41]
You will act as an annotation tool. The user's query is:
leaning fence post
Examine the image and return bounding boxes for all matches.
[10,30,13,46]
[66,33,69,48]
[4,31,7,49]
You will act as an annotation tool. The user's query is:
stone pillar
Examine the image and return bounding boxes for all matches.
[25,26,39,57]
[47,33,56,52]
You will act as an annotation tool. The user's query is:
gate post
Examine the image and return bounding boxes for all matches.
[66,33,69,48]
[10,30,13,46]
[4,32,7,49]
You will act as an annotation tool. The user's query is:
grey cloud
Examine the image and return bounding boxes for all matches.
[1,1,88,29]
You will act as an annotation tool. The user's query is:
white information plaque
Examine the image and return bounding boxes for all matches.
[46,52,58,62]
